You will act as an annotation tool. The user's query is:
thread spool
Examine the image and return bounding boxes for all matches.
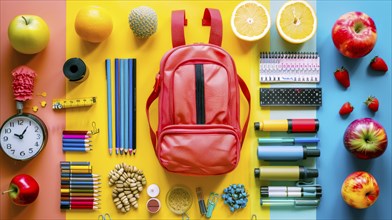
[146,198,161,214]
[63,58,89,82]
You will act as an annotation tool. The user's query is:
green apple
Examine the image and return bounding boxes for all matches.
[8,15,50,54]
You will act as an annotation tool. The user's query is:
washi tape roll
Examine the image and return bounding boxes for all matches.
[63,58,89,82]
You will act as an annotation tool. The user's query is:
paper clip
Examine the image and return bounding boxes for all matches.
[206,192,219,218]
[90,121,100,135]
[98,213,111,220]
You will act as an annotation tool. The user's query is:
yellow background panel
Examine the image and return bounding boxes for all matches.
[66,1,270,219]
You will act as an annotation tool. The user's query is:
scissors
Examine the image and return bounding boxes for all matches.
[98,213,111,220]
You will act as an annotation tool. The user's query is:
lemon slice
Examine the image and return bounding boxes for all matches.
[231,1,271,41]
[276,0,317,44]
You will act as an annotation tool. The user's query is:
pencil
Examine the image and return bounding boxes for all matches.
[61,177,100,181]
[106,59,113,155]
[128,59,135,154]
[60,205,100,210]
[61,197,100,202]
[120,59,125,154]
[124,59,129,155]
[61,185,101,189]
[62,134,90,139]
[62,139,91,144]
[63,143,92,148]
[132,59,137,155]
[62,147,92,152]
[61,189,100,194]
[115,58,120,155]
[60,161,90,166]
[60,165,92,170]
[63,130,92,135]
[60,192,100,197]
[61,181,100,185]
[61,173,99,178]
[61,169,92,174]
[60,201,99,206]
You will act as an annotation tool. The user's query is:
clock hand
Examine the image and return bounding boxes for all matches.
[21,126,28,136]
[13,126,28,139]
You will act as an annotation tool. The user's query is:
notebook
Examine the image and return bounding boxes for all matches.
[259,87,322,107]
[259,52,320,83]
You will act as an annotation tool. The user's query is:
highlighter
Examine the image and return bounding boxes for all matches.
[254,119,319,133]
[254,166,318,181]
[257,146,320,161]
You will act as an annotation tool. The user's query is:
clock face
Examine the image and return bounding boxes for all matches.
[0,114,47,161]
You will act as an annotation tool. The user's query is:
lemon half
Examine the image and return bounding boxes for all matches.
[276,0,317,44]
[231,1,271,41]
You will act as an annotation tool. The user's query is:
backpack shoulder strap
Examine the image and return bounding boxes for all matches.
[171,8,223,48]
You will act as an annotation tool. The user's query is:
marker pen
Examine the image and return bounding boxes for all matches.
[254,166,318,181]
[260,199,320,207]
[254,119,319,133]
[258,137,320,145]
[260,186,322,198]
[257,146,320,161]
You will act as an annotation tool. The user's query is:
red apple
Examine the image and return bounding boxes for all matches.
[341,171,379,209]
[2,174,39,206]
[344,118,388,159]
[332,11,377,58]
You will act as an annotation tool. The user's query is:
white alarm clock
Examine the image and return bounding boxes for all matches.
[0,113,48,161]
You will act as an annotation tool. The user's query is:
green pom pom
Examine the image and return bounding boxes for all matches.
[128,6,158,39]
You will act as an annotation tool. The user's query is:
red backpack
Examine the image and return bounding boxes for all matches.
[146,8,250,175]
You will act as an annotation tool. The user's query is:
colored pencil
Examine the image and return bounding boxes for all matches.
[60,193,100,197]
[62,139,91,144]
[61,177,100,181]
[60,161,90,166]
[63,130,91,135]
[132,59,137,155]
[120,59,125,154]
[124,59,129,154]
[63,143,92,148]
[60,201,99,206]
[61,169,92,174]
[61,197,100,202]
[106,59,113,155]
[62,147,92,152]
[61,181,100,185]
[115,58,120,155]
[128,59,133,155]
[60,205,100,210]
[61,189,100,194]
[60,165,92,170]
[61,185,101,189]
[61,173,99,178]
[62,134,90,139]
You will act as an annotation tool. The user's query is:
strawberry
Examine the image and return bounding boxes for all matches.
[370,56,388,72]
[364,96,379,112]
[334,67,350,88]
[339,102,354,115]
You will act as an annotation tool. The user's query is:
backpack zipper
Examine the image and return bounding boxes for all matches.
[195,64,205,124]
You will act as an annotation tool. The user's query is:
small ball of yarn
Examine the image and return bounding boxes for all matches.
[128,6,158,39]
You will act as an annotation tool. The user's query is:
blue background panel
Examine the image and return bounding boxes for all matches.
[317,1,391,219]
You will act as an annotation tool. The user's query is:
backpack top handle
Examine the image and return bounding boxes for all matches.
[171,8,223,48]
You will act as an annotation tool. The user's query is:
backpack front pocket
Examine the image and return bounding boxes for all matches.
[158,124,240,175]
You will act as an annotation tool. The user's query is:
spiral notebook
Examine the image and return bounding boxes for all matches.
[259,52,320,83]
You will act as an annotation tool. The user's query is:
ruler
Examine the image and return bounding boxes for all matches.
[53,97,96,110]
